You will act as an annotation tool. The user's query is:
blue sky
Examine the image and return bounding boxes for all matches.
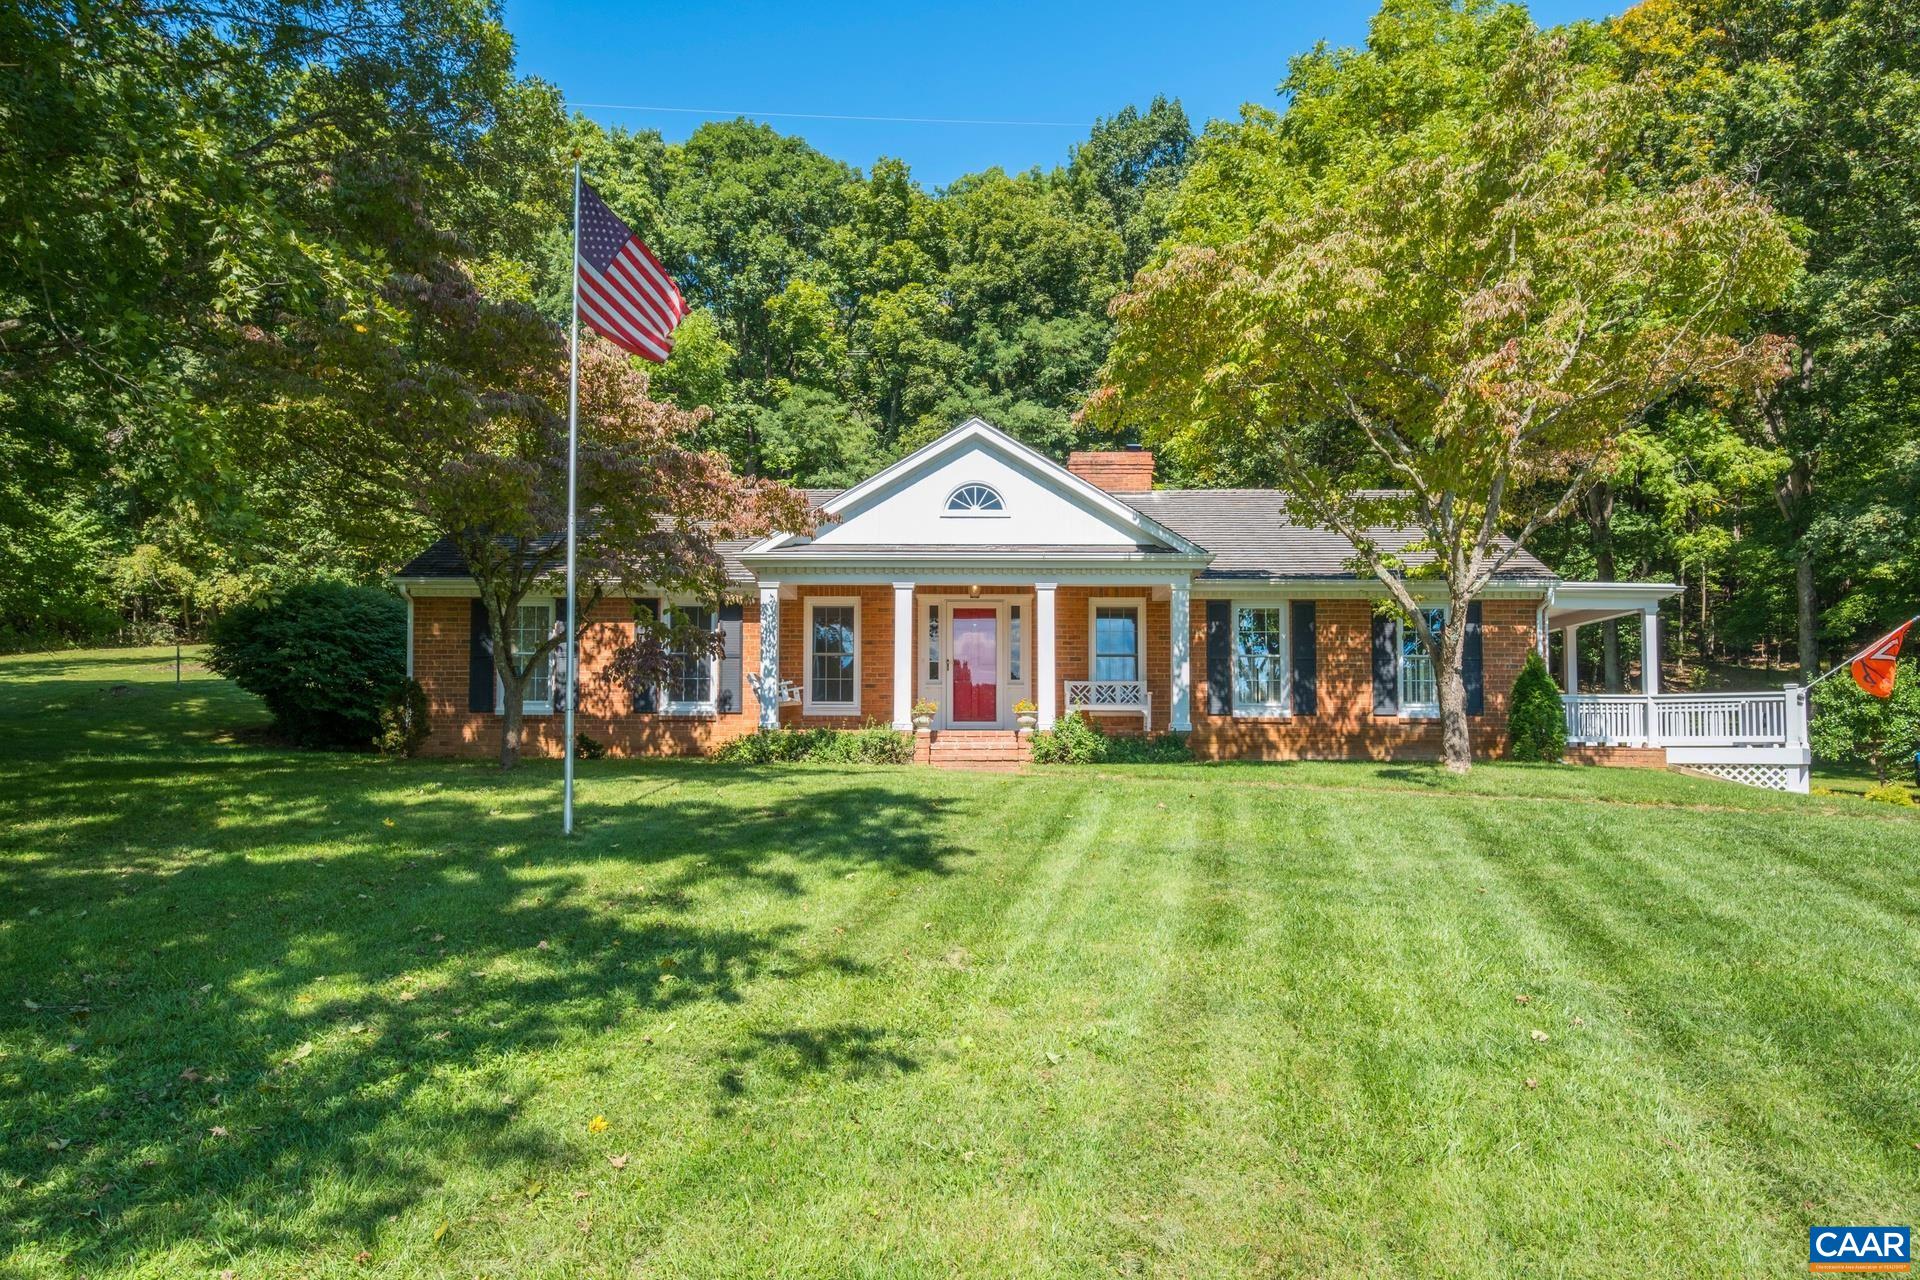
[503,0,1628,188]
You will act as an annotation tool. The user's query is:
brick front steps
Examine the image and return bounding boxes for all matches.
[918,730,1031,770]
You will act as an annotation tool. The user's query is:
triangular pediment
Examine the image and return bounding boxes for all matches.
[747,418,1204,557]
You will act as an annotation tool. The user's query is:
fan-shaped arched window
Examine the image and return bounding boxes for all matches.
[945,484,1006,515]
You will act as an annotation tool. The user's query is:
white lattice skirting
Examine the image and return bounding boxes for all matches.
[1666,746,1812,794]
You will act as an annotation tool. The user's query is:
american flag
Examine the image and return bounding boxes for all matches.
[575,179,687,363]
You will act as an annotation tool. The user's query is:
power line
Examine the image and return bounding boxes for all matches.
[567,101,1092,129]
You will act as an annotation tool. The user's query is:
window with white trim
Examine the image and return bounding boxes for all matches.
[1232,604,1289,716]
[1399,607,1446,717]
[662,603,718,714]
[943,483,1005,515]
[806,599,859,712]
[1092,602,1142,682]
[509,602,555,712]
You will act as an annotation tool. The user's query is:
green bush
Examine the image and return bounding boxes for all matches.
[1811,656,1920,782]
[1508,650,1568,763]
[574,732,609,760]
[207,583,406,747]
[376,678,431,757]
[1029,712,1193,765]
[710,723,914,765]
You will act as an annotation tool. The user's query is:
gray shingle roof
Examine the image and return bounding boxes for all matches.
[1119,490,1555,581]
[396,487,1554,584]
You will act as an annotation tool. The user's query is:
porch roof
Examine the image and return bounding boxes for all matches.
[1545,581,1683,628]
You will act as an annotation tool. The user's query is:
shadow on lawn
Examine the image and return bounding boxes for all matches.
[0,677,960,1268]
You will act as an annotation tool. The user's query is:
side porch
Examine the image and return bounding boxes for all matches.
[1548,583,1813,793]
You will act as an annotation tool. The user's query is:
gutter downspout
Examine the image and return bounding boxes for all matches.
[399,583,414,678]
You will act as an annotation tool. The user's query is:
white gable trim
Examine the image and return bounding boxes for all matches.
[743,417,1209,558]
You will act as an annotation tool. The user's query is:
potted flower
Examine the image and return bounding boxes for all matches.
[911,698,937,732]
[1013,698,1038,734]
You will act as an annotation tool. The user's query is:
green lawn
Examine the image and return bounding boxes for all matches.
[4,649,1917,1278]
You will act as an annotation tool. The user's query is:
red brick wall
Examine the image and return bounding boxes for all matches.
[413,586,1569,765]
[1185,596,1542,761]
[777,585,900,729]
[1052,587,1170,733]
[1566,745,1668,768]
[412,594,767,759]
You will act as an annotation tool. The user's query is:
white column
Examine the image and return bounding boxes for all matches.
[892,582,915,731]
[1169,577,1192,731]
[1641,607,1660,695]
[1035,582,1058,730]
[757,583,781,728]
[1561,626,1579,694]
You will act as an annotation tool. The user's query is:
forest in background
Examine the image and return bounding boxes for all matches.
[3,0,1915,689]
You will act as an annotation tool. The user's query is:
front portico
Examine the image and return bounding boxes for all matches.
[740,418,1208,736]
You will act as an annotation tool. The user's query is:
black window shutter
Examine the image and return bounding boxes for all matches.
[468,599,496,713]
[1290,600,1317,715]
[1371,612,1399,715]
[1464,601,1485,715]
[716,602,743,714]
[632,597,659,713]
[1204,599,1232,717]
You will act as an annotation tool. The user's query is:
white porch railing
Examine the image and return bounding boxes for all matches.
[1561,688,1811,793]
[1561,690,1796,748]
[1065,679,1152,721]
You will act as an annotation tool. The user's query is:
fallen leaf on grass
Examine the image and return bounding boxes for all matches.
[432,1221,449,1244]
[285,1042,314,1064]
[1514,994,1531,1005]
[209,1126,229,1138]
[1529,1029,1549,1043]
[587,1115,608,1134]
[1524,1078,1538,1090]
[607,1154,630,1170]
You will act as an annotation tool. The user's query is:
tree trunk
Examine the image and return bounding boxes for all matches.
[1584,483,1622,692]
[1437,607,1472,774]
[493,631,527,770]
[1795,549,1818,683]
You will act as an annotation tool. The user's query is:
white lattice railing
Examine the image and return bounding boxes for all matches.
[1065,679,1152,720]
[1562,691,1794,748]
[747,673,802,706]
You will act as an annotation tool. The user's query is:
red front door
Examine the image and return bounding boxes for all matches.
[951,608,998,723]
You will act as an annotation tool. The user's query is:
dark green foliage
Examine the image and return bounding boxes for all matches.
[376,678,431,758]
[709,724,915,765]
[574,732,609,761]
[1029,712,1194,765]
[1810,657,1920,783]
[207,584,405,747]
[1508,651,1569,763]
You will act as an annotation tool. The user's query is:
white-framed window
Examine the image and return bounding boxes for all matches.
[1090,599,1143,683]
[503,601,557,713]
[662,602,718,715]
[1232,604,1289,716]
[805,597,860,714]
[943,483,1006,516]
[1399,607,1447,717]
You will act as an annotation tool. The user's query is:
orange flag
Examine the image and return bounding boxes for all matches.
[1851,619,1913,698]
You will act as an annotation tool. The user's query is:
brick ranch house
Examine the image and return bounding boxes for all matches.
[397,417,1813,787]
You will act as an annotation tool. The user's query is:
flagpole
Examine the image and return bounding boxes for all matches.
[563,154,582,836]
[1804,615,1920,690]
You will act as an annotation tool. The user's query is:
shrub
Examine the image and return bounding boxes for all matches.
[574,732,608,760]
[1863,781,1916,807]
[207,583,405,747]
[376,678,430,757]
[1508,650,1568,763]
[1810,656,1920,782]
[1029,712,1193,765]
[710,723,914,765]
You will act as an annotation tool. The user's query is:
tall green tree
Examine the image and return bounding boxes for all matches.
[1092,23,1799,770]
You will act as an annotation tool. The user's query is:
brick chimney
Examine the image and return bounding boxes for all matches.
[1067,447,1155,493]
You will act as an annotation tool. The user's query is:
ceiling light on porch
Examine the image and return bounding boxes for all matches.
[968,584,982,599]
